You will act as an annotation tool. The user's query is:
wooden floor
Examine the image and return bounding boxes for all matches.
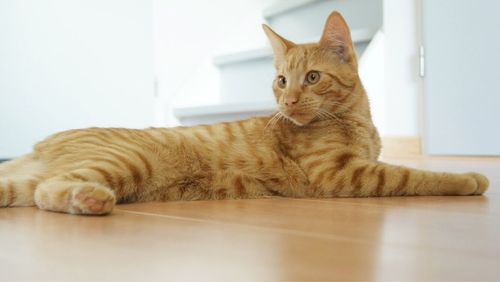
[1,158,500,281]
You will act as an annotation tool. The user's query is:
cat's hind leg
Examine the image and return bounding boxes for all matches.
[0,177,40,207]
[34,169,116,215]
[0,154,45,207]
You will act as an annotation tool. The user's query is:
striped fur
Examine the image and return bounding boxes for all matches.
[0,11,489,215]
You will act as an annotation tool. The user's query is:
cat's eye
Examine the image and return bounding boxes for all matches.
[277,75,287,88]
[305,71,320,84]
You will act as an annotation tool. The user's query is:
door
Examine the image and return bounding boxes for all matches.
[422,0,500,155]
[0,0,155,159]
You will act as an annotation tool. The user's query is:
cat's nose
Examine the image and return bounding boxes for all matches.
[284,96,298,107]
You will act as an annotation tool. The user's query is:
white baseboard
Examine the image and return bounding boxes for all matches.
[382,136,421,158]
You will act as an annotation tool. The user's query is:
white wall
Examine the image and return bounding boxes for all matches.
[359,30,386,135]
[0,0,155,158]
[154,0,279,126]
[383,0,421,136]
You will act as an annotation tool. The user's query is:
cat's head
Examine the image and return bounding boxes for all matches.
[263,11,360,126]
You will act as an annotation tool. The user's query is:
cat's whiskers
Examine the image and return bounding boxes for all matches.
[273,113,285,129]
[312,111,323,123]
[264,112,280,131]
[321,101,351,113]
[314,111,328,123]
[316,108,349,130]
[321,101,366,121]
[265,111,286,132]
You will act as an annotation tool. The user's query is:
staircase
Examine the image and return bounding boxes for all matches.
[174,0,383,125]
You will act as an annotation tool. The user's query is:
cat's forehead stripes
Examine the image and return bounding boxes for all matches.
[282,45,327,74]
[284,47,309,72]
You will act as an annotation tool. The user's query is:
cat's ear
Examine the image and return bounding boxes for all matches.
[262,24,295,67]
[319,11,355,63]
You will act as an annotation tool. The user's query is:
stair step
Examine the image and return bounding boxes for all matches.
[263,0,320,19]
[173,101,275,125]
[214,27,376,66]
[264,0,382,43]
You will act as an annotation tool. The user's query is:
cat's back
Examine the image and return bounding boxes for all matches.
[33,127,166,167]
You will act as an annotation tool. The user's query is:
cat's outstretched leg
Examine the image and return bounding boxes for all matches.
[309,156,489,197]
[34,170,116,215]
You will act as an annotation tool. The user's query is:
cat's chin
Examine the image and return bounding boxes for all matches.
[287,117,305,126]
[282,113,313,127]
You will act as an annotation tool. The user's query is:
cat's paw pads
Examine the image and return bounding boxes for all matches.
[70,186,116,215]
[465,172,489,195]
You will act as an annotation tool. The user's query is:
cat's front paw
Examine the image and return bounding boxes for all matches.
[70,185,116,215]
[464,172,489,195]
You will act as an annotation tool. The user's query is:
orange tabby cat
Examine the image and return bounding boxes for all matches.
[0,11,488,215]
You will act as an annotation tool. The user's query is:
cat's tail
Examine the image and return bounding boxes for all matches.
[0,154,45,207]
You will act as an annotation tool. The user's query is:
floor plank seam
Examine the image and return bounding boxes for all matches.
[115,209,500,260]
[116,208,374,243]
